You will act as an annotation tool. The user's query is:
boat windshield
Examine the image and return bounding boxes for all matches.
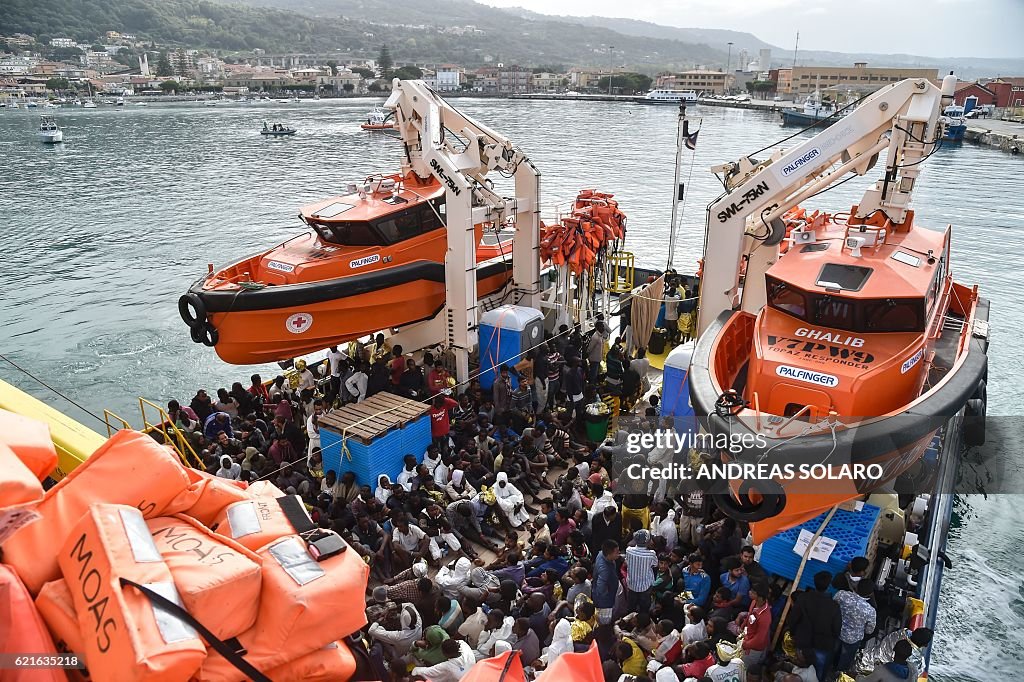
[310,200,444,247]
[766,276,925,333]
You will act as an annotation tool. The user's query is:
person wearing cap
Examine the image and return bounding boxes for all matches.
[625,529,659,612]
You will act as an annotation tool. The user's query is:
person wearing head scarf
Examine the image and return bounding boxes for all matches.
[375,474,393,505]
[494,471,530,528]
[368,601,423,656]
[410,625,450,666]
[541,617,574,664]
[445,469,477,502]
[651,507,678,553]
[216,455,241,480]
[436,557,473,599]
[411,638,476,682]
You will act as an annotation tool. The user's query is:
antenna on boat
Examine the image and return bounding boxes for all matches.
[665,102,699,271]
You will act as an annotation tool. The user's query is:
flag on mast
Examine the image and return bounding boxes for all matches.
[682,118,700,150]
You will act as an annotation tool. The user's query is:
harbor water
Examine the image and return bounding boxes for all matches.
[0,97,1021,679]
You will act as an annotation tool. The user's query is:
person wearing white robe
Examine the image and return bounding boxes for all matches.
[475,613,515,661]
[375,474,393,505]
[411,639,476,682]
[589,490,617,520]
[493,472,530,528]
[540,617,574,664]
[651,508,678,553]
[436,557,473,599]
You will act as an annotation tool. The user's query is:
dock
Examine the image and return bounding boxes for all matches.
[965,118,1024,158]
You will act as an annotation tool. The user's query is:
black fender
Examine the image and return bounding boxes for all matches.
[178,292,207,328]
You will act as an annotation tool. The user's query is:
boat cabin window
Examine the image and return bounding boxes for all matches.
[862,298,925,332]
[310,220,381,246]
[767,275,925,333]
[373,202,444,243]
[815,263,872,292]
[767,278,807,318]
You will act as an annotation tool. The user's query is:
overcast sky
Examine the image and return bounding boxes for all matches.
[478,0,1024,59]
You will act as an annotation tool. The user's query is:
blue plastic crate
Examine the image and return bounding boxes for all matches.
[760,504,881,590]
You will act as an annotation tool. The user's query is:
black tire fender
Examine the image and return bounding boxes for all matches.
[179,293,207,328]
[713,478,787,523]
[964,397,986,447]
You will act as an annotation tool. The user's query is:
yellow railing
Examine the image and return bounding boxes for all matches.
[138,397,204,469]
[606,251,635,293]
[103,409,131,436]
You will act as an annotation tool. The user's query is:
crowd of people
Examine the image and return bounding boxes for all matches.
[160,318,928,682]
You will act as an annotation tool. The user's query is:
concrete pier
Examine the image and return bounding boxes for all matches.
[965,119,1024,158]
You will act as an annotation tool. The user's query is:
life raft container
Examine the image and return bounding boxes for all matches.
[148,514,263,641]
[35,579,92,681]
[3,430,194,595]
[199,534,369,681]
[57,504,207,682]
[0,564,66,682]
[0,407,58,480]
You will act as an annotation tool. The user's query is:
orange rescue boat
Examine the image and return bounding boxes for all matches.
[689,206,989,541]
[179,173,514,364]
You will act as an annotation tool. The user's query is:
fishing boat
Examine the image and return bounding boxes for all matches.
[941,104,967,142]
[360,107,395,131]
[642,89,699,105]
[688,75,989,540]
[37,115,63,144]
[260,122,297,136]
[178,173,515,364]
[780,92,842,126]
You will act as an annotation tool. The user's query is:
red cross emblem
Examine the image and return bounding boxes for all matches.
[285,313,313,334]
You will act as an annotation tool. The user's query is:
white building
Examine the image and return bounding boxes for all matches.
[435,65,463,92]
[50,38,76,48]
[0,56,38,75]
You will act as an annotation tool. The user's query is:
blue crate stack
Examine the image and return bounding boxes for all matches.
[759,503,881,591]
[320,413,431,488]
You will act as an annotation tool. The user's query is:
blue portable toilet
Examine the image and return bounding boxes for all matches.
[478,305,545,390]
[661,341,698,436]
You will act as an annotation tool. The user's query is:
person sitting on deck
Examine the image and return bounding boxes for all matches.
[856,640,918,682]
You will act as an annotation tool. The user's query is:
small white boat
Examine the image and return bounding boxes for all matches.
[116,97,125,106]
[290,96,301,103]
[26,101,38,108]
[82,101,97,109]
[134,102,147,107]
[43,102,59,109]
[38,115,63,144]
[204,99,217,107]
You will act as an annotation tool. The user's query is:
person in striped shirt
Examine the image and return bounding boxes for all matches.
[625,529,659,612]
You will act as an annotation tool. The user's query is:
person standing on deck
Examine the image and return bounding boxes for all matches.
[740,582,772,668]
[835,578,877,674]
[624,529,659,612]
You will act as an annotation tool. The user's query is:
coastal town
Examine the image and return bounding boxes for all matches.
[3,29,1024,118]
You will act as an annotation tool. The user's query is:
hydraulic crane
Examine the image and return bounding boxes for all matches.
[697,74,958,336]
[383,79,542,382]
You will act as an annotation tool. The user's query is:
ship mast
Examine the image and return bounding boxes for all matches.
[665,102,687,270]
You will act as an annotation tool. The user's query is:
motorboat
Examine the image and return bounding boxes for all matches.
[260,122,297,136]
[360,107,395,131]
[115,97,125,106]
[941,104,967,142]
[26,100,38,108]
[82,101,97,109]
[276,98,290,104]
[688,75,989,541]
[204,99,217,107]
[178,173,515,363]
[37,115,63,144]
[780,93,842,126]
[643,89,699,105]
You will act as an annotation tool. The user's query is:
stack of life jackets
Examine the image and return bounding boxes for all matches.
[539,190,627,274]
[0,412,369,682]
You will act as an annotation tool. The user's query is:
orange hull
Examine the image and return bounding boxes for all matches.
[204,264,511,365]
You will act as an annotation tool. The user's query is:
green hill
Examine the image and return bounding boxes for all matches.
[0,0,728,69]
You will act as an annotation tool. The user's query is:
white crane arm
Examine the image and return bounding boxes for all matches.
[383,79,541,382]
[696,74,957,336]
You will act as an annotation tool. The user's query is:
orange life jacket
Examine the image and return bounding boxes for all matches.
[171,467,250,526]
[0,408,57,481]
[209,485,302,552]
[148,514,263,640]
[35,579,92,682]
[3,430,194,594]
[199,534,369,681]
[0,565,66,682]
[57,504,207,682]
[266,639,359,681]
